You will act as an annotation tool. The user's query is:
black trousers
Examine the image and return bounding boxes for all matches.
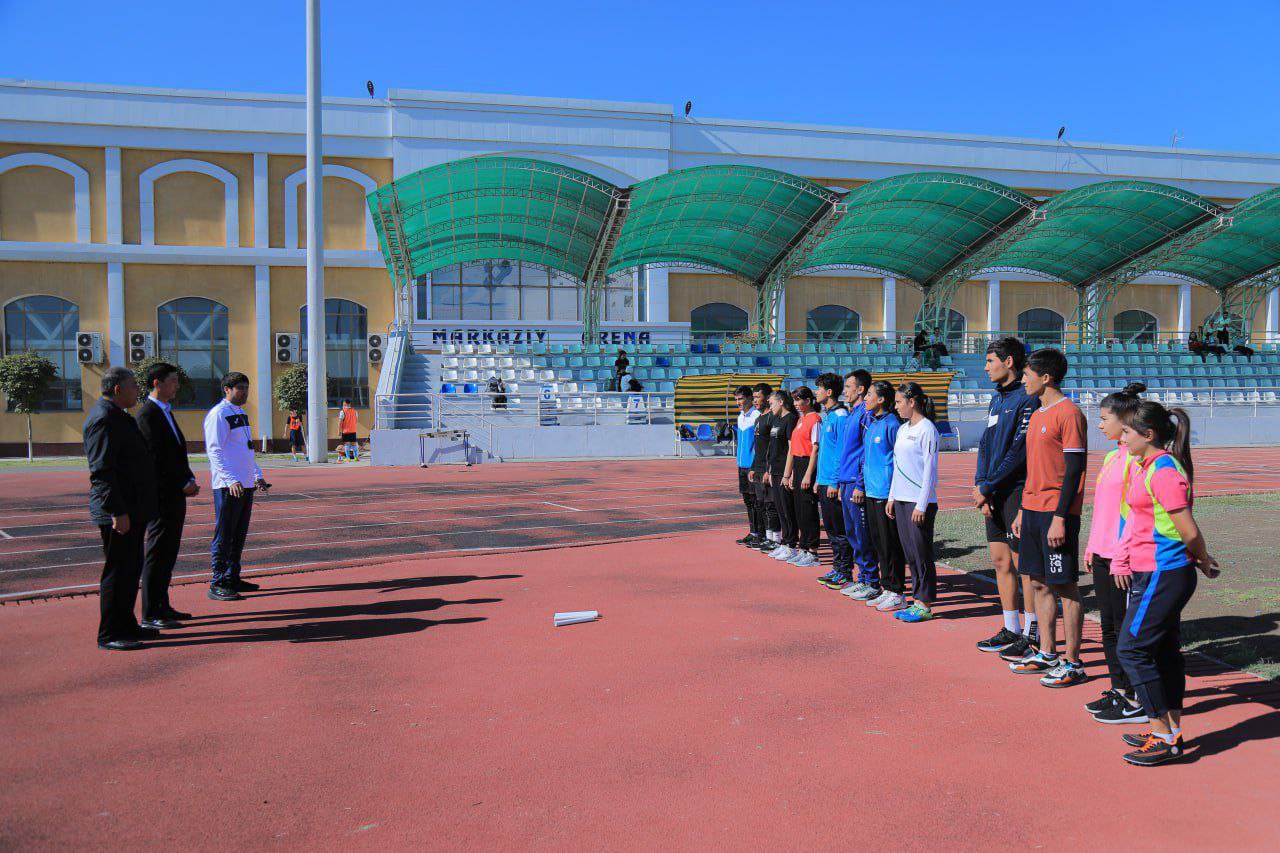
[1091,555,1132,693]
[894,501,938,604]
[1117,565,1197,718]
[754,477,779,533]
[771,479,797,547]
[98,522,146,643]
[142,496,186,620]
[738,468,759,535]
[792,456,820,552]
[818,487,852,571]
[865,497,905,594]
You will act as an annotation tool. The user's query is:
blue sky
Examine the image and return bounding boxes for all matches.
[2,0,1277,153]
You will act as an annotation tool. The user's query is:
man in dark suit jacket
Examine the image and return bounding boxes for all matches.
[135,361,200,628]
[83,366,159,650]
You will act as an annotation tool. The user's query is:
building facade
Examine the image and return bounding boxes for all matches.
[2,78,1280,452]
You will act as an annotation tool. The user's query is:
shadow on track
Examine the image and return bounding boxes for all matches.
[242,573,523,598]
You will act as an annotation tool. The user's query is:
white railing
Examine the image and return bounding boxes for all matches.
[375,390,676,431]
[948,386,1280,419]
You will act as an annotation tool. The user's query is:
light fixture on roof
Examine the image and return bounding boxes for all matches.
[684,100,692,118]
[367,80,375,99]
[1057,126,1066,140]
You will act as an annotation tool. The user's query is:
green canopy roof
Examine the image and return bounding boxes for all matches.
[797,172,1035,285]
[606,165,839,282]
[1153,187,1280,289]
[988,180,1222,285]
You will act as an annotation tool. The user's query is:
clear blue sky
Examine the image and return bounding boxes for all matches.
[2,0,1277,153]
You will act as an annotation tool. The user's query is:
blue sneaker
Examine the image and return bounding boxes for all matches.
[817,569,839,583]
[894,603,934,622]
[821,572,853,590]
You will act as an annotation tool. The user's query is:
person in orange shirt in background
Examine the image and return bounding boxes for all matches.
[337,400,359,462]
[287,409,306,462]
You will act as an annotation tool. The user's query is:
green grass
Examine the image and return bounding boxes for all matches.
[0,452,364,471]
[936,495,1280,681]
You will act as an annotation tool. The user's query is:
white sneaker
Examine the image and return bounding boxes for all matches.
[876,592,908,612]
[852,585,882,601]
[841,582,867,598]
[866,589,891,607]
[793,552,819,567]
[771,546,796,561]
[766,546,786,559]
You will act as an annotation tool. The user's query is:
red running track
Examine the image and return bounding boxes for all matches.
[0,532,1276,848]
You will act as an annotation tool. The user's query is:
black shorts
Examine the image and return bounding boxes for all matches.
[983,487,1023,552]
[289,428,304,450]
[341,432,358,443]
[1017,508,1081,585]
[738,467,752,496]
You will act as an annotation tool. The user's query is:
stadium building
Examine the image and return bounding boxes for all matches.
[2,77,1280,456]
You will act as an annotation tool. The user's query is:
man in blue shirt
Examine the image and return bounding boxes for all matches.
[733,385,763,547]
[837,369,878,598]
[811,372,852,588]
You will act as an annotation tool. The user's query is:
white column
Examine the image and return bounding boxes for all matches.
[775,288,787,344]
[253,153,268,249]
[305,0,328,463]
[882,277,897,343]
[1266,288,1280,344]
[105,147,122,245]
[107,262,125,366]
[1177,281,1193,337]
[645,265,669,323]
[255,266,273,451]
[986,277,1001,334]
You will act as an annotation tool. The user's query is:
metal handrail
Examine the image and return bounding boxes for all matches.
[375,390,675,430]
[948,385,1280,418]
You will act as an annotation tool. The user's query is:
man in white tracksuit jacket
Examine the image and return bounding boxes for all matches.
[203,371,269,601]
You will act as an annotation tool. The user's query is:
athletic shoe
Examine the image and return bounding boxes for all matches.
[740,535,762,548]
[1122,734,1184,766]
[757,539,778,552]
[771,546,796,561]
[976,628,1022,653]
[1040,660,1087,688]
[998,636,1037,662]
[207,584,242,602]
[1122,731,1155,747]
[895,603,934,623]
[840,582,869,598]
[867,589,893,607]
[817,569,839,583]
[852,585,883,601]
[821,573,852,590]
[1093,697,1149,725]
[793,552,820,568]
[1009,651,1059,674]
[876,592,908,612]
[1085,689,1119,715]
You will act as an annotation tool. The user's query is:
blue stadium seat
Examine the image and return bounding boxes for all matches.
[804,367,820,379]
[755,356,772,367]
[440,383,456,393]
[690,342,705,354]
[696,423,716,441]
[463,383,478,393]
[706,342,721,354]
[656,356,671,367]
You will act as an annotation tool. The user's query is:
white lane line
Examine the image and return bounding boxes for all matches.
[543,502,583,512]
[0,529,11,539]
[3,509,741,576]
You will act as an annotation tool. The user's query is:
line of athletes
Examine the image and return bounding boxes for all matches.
[732,336,1220,767]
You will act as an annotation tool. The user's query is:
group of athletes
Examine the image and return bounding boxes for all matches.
[732,336,1220,767]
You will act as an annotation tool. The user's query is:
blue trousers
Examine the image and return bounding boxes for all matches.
[1117,565,1197,718]
[839,482,878,585]
[211,486,255,587]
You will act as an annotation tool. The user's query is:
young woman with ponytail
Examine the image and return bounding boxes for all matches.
[764,390,800,562]
[886,381,940,622]
[1112,401,1219,766]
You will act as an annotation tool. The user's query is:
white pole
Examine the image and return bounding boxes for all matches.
[305,0,327,463]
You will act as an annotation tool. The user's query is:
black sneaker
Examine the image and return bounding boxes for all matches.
[1085,689,1119,715]
[736,534,755,545]
[998,636,1036,662]
[1123,734,1184,766]
[821,573,852,590]
[233,579,260,592]
[976,628,1022,653]
[208,584,243,601]
[1094,697,1149,725]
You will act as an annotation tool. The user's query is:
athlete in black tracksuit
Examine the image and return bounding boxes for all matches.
[751,407,778,548]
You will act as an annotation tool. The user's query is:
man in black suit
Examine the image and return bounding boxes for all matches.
[136,361,200,628]
[83,366,159,651]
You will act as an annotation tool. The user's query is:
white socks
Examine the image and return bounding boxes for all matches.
[1002,610,1020,632]
[1023,613,1038,636]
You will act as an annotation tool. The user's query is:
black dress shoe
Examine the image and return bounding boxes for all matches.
[233,579,260,592]
[208,584,243,601]
[98,638,144,651]
[129,625,161,639]
[164,608,194,620]
[141,618,182,630]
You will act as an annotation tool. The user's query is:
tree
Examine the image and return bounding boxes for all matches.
[0,351,59,461]
[273,363,310,415]
[131,357,194,405]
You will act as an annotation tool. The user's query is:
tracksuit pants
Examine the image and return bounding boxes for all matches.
[1117,565,1197,718]
[839,482,878,586]
[97,522,146,644]
[791,456,820,552]
[142,497,186,620]
[211,487,255,588]
[818,487,852,573]
[755,477,779,534]
[865,496,905,595]
[894,501,938,604]
[1091,556,1133,694]
[771,480,798,548]
[738,468,760,536]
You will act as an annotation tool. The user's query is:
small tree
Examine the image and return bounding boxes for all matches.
[274,363,310,416]
[131,356,194,405]
[0,351,59,461]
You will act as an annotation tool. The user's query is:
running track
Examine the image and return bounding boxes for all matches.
[5,449,1280,601]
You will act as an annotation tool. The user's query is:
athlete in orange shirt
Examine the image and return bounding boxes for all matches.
[338,400,359,462]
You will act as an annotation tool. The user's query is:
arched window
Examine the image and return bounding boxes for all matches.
[301,298,369,407]
[1113,309,1158,345]
[1017,308,1065,349]
[806,304,861,342]
[3,295,80,411]
[691,302,749,340]
[157,297,230,409]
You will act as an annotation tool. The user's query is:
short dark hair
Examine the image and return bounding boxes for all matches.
[1026,348,1069,386]
[221,371,250,390]
[752,382,773,396]
[816,372,843,396]
[100,366,135,396]
[145,361,178,391]
[845,368,872,391]
[986,336,1028,373]
[733,384,753,399]
[341,398,352,406]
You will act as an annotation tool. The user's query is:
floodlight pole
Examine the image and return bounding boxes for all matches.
[305,0,328,463]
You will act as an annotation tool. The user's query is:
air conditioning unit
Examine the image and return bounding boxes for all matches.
[76,332,103,365]
[367,333,384,364]
[275,332,300,364]
[128,331,155,363]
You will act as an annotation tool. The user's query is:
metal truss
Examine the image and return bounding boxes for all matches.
[580,190,632,344]
[373,189,416,290]
[1210,268,1280,340]
[751,201,849,343]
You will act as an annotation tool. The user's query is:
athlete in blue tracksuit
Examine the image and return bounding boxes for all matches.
[862,388,904,598]
[733,385,762,544]
[837,371,877,588]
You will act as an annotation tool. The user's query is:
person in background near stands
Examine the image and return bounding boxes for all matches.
[287,409,306,462]
[626,375,643,393]
[1112,400,1219,766]
[83,366,159,651]
[338,399,359,462]
[748,382,779,552]
[614,349,630,387]
[811,373,852,589]
[135,361,199,629]
[1009,349,1089,687]
[973,337,1042,658]
[205,372,271,602]
[784,385,822,568]
[1082,382,1148,725]
[1187,329,1206,362]
[886,381,940,621]
[838,369,880,601]
[764,389,800,562]
[859,380,905,611]
[733,385,763,548]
